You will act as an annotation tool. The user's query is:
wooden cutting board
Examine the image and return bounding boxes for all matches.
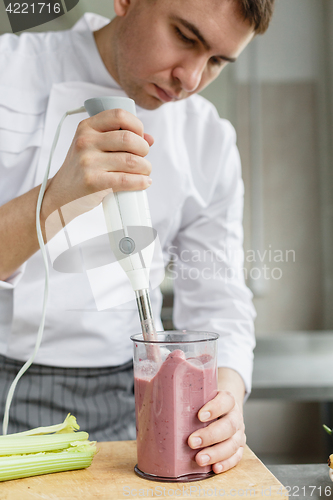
[0,441,287,499]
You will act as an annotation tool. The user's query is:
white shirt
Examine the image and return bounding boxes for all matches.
[0,13,256,395]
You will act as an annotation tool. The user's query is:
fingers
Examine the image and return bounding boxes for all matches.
[95,130,150,157]
[102,152,152,176]
[190,412,243,451]
[144,133,154,147]
[198,390,235,423]
[187,392,246,476]
[80,150,152,178]
[98,171,152,193]
[212,446,245,474]
[75,113,153,183]
[193,428,246,467]
[87,108,145,137]
[55,111,154,205]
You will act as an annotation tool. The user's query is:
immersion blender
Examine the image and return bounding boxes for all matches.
[2,96,160,436]
[84,97,160,360]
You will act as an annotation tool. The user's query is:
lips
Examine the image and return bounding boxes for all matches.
[154,84,180,103]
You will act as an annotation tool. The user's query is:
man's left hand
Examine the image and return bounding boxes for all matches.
[188,390,246,474]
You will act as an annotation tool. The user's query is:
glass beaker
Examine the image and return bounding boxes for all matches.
[131,331,218,482]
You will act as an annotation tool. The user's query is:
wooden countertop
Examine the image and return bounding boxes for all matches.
[0,441,287,499]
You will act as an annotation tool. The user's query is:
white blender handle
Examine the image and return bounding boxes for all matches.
[84,97,155,291]
[84,96,159,360]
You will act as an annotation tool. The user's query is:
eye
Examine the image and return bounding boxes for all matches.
[174,26,196,46]
[210,56,225,67]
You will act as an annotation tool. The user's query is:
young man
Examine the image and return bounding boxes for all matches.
[0,0,274,474]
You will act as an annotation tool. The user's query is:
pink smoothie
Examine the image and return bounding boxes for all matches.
[134,349,217,478]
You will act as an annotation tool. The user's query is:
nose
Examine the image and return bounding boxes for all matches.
[172,56,206,93]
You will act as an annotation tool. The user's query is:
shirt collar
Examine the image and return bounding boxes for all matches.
[70,13,121,90]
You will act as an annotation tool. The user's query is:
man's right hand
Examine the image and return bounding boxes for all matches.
[43,108,154,215]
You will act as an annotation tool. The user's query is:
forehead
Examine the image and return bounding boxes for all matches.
[149,0,254,58]
[151,0,242,25]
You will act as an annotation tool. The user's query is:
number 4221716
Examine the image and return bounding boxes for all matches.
[6,3,61,14]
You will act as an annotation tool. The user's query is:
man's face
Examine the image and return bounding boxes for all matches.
[106,0,254,110]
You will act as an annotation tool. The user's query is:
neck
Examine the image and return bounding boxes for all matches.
[93,19,120,85]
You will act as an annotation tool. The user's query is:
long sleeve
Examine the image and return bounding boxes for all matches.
[171,120,256,399]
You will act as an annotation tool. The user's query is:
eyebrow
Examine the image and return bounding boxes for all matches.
[172,16,237,63]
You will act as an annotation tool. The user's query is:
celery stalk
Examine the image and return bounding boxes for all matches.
[0,413,79,438]
[0,431,89,456]
[0,442,97,481]
[0,414,97,482]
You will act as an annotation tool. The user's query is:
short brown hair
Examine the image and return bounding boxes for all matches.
[235,0,275,34]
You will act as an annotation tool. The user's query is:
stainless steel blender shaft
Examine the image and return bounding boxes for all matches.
[135,289,157,340]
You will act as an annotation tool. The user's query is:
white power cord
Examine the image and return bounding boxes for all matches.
[2,105,86,435]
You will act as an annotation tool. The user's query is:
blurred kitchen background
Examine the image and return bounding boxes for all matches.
[1,0,333,465]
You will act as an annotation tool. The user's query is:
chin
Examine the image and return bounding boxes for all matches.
[134,95,164,110]
[140,100,164,110]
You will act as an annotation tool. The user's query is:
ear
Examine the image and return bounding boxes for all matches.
[114,0,131,17]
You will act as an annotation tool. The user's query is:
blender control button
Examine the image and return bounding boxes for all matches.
[119,237,135,254]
